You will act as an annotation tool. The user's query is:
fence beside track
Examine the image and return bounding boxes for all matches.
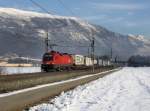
[0,68,121,111]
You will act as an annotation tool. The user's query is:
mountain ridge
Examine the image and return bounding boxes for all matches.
[0,7,150,60]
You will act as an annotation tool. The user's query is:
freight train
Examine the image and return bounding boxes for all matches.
[41,51,111,72]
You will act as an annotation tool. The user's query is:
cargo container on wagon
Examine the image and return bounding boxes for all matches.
[98,59,103,66]
[72,55,85,66]
[84,57,92,66]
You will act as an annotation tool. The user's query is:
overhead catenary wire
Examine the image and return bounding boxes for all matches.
[56,0,77,17]
[29,0,97,69]
[29,0,55,15]
[29,0,62,51]
[56,0,94,47]
[56,0,95,72]
[29,0,91,51]
[49,40,91,48]
[57,45,90,47]
[56,0,90,40]
[56,0,93,46]
[56,0,93,47]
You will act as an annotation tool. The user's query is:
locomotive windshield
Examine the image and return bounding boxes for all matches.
[43,54,53,61]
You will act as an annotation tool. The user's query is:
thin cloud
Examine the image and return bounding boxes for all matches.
[124,20,150,27]
[92,3,147,11]
[83,15,107,21]
[83,15,124,23]
[124,21,137,27]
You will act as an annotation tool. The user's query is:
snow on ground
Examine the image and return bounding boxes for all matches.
[29,67,150,111]
[0,67,41,75]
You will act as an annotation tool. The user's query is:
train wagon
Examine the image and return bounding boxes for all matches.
[103,60,111,66]
[94,59,97,65]
[107,60,111,66]
[41,51,73,71]
[84,57,92,66]
[72,55,85,66]
[85,57,98,66]
[98,59,103,66]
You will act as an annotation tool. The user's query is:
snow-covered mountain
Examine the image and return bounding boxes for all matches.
[0,8,150,60]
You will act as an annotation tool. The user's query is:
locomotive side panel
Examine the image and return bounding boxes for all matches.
[41,51,73,71]
[53,54,73,65]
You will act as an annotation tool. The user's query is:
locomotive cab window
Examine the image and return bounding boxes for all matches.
[43,54,53,61]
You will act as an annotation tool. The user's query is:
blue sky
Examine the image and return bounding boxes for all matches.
[0,0,150,38]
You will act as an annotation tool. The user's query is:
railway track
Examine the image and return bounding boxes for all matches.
[0,67,114,93]
[0,67,120,111]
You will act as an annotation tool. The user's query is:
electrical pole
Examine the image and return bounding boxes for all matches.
[45,29,49,52]
[88,47,90,57]
[115,56,117,63]
[45,29,58,52]
[91,36,95,72]
[110,47,113,61]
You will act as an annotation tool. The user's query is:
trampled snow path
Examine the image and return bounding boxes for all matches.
[29,67,150,111]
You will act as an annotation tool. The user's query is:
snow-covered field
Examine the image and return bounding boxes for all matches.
[29,67,150,111]
[0,67,41,74]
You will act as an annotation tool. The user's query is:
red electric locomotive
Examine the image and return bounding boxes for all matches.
[41,51,73,72]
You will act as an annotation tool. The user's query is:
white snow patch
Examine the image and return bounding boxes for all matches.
[29,67,150,111]
[0,67,41,75]
[0,8,78,21]
[0,7,95,31]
